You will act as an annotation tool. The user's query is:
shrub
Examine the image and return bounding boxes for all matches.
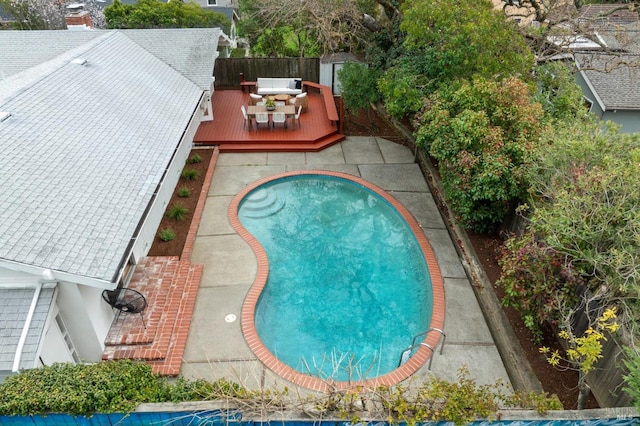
[187,153,202,164]
[177,186,191,198]
[159,228,176,241]
[181,169,199,180]
[166,203,189,221]
[0,360,246,416]
[415,76,545,232]
[0,360,161,415]
[497,230,581,343]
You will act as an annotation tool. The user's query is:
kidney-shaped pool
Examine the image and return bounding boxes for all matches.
[229,171,444,391]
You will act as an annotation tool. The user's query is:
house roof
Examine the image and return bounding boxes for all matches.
[0,286,55,374]
[576,52,640,110]
[576,4,640,28]
[0,29,221,286]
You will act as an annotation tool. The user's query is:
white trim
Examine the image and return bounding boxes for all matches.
[577,68,607,112]
[0,259,114,289]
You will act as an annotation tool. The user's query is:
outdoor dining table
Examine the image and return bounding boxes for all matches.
[247,105,296,128]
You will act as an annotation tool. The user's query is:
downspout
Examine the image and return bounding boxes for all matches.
[12,282,43,372]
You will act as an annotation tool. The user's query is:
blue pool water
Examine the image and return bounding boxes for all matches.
[238,175,433,381]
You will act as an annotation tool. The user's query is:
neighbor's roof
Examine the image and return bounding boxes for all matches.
[0,29,220,286]
[576,4,640,28]
[576,52,640,110]
[0,287,55,374]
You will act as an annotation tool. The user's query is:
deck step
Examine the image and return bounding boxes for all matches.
[218,133,345,152]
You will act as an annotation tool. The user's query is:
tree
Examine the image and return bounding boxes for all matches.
[400,0,534,83]
[336,61,381,128]
[104,0,230,32]
[237,0,396,56]
[415,76,545,232]
[541,307,619,409]
[0,0,105,29]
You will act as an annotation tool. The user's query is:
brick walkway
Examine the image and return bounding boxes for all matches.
[102,147,218,375]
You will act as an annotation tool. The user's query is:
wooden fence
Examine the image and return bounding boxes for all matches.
[214,58,320,87]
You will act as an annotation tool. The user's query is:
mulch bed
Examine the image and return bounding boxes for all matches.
[147,148,213,258]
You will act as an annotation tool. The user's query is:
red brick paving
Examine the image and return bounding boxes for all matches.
[102,148,218,375]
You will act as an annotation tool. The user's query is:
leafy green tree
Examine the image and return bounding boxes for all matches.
[400,0,534,84]
[415,76,545,232]
[533,61,592,123]
[337,61,380,117]
[498,120,640,399]
[105,0,230,32]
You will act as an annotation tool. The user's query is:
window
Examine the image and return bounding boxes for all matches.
[207,0,217,5]
[55,314,80,363]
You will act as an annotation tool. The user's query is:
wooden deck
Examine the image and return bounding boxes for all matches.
[194,88,345,152]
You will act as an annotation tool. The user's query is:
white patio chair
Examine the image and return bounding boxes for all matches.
[241,105,249,128]
[272,111,286,129]
[293,105,302,128]
[255,112,269,128]
[249,93,263,106]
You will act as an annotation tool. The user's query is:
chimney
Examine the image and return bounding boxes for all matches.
[65,3,92,30]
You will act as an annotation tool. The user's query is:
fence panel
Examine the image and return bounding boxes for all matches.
[214,58,320,87]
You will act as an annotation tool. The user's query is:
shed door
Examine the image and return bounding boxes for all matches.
[332,62,344,96]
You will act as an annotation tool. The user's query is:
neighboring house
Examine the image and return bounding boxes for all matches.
[97,0,239,46]
[571,4,640,133]
[0,28,228,381]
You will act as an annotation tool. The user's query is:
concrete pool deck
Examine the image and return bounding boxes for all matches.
[180,136,512,392]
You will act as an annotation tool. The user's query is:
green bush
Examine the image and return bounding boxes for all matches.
[187,153,202,164]
[415,76,545,232]
[0,361,160,415]
[177,186,191,198]
[159,227,176,241]
[181,169,199,180]
[229,48,246,58]
[0,360,246,416]
[166,203,189,221]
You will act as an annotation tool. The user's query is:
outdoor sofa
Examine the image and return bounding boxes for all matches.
[256,77,303,95]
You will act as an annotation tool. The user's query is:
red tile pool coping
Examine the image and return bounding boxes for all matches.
[228,170,445,392]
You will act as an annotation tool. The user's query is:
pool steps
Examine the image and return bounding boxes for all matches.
[242,188,286,218]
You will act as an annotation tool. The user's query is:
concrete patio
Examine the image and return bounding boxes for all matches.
[180,136,511,392]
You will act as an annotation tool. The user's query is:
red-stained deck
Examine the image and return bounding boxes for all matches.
[194,87,345,152]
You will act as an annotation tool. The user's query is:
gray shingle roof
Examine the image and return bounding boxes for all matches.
[576,53,640,110]
[576,4,640,28]
[0,287,55,373]
[0,29,219,284]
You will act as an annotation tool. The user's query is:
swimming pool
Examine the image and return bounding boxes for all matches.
[229,171,444,391]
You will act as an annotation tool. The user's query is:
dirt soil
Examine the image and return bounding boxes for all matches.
[149,101,597,409]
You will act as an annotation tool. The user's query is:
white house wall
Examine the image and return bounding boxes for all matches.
[39,304,75,365]
[55,282,104,362]
[132,98,204,262]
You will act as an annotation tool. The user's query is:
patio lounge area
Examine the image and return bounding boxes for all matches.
[194,83,345,152]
